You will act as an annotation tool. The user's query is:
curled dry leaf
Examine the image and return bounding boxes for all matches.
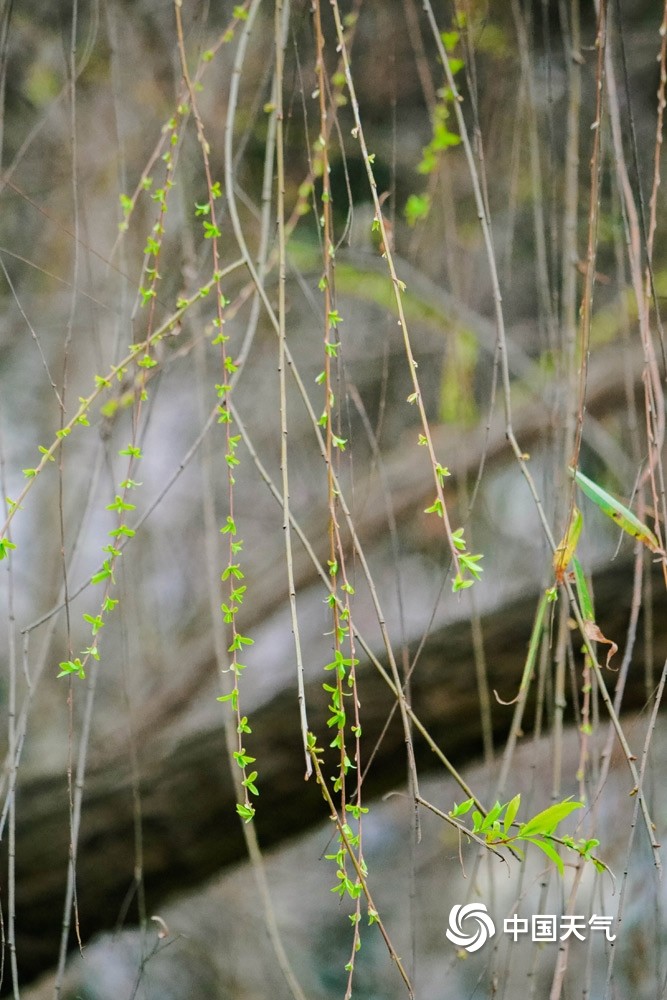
[583,620,618,670]
[151,915,170,939]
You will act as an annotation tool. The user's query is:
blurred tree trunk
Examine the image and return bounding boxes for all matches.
[5,555,662,991]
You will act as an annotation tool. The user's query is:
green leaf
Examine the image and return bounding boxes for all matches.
[460,552,484,580]
[525,836,564,876]
[404,193,431,226]
[503,794,521,833]
[236,802,255,822]
[441,30,460,51]
[83,613,104,635]
[451,527,466,551]
[106,495,135,513]
[572,556,595,622]
[57,658,85,680]
[91,564,113,585]
[518,798,583,838]
[573,468,660,553]
[450,797,474,818]
[217,687,239,710]
[233,749,255,767]
[109,524,135,539]
[0,539,16,560]
[431,123,461,150]
[479,800,503,832]
[228,633,254,652]
[242,771,259,796]
[221,563,243,581]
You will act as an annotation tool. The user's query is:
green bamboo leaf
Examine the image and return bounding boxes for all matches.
[553,505,583,582]
[572,469,660,553]
[572,556,595,622]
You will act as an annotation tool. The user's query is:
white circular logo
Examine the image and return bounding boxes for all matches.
[446,903,496,952]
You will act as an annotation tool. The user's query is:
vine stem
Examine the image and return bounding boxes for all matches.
[422,0,661,875]
[0,418,19,998]
[329,0,464,582]
[308,742,415,999]
[229,402,487,814]
[273,0,312,778]
[174,1,309,994]
[421,0,557,556]
[602,0,667,587]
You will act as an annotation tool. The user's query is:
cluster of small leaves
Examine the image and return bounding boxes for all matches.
[404,192,431,228]
[312,79,360,807]
[309,65,370,978]
[206,215,254,822]
[449,794,605,876]
[404,24,463,227]
[18,0,257,780]
[423,486,484,591]
[308,732,376,970]
[173,24,259,826]
[13,276,211,507]
[323,638,360,793]
[0,537,16,560]
[118,176,153,235]
[418,28,463,172]
[560,834,604,868]
[314,335,347,451]
[195,180,223,241]
[216,512,258,824]
[58,444,141,679]
[117,4,252,241]
[450,527,483,591]
[61,142,189,681]
[0,283,210,569]
[141,118,181,309]
[325,815,367,902]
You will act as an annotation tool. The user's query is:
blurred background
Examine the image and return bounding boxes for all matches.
[0,0,665,997]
